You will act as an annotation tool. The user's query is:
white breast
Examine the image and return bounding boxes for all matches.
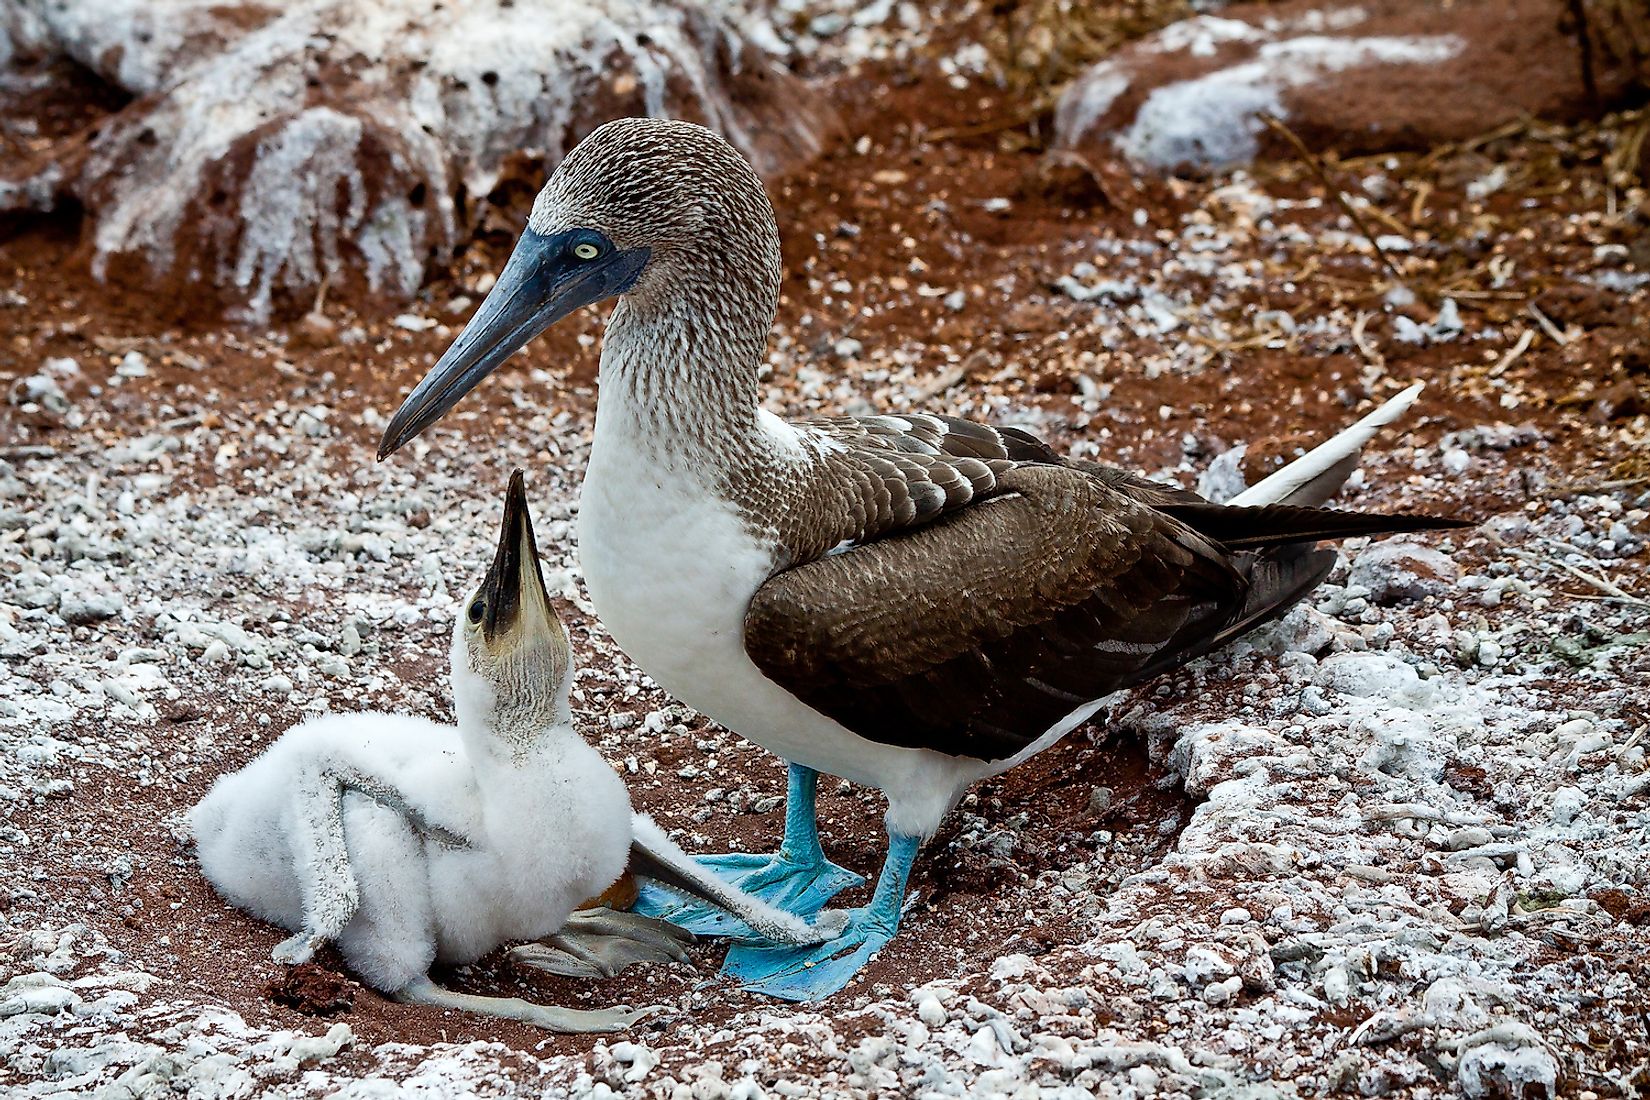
[578,408,996,837]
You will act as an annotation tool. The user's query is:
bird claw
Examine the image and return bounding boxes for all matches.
[510,908,696,979]
[723,907,894,1002]
[272,930,325,965]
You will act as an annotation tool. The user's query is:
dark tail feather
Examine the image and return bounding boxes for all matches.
[1160,502,1472,551]
[1131,545,1337,682]
[1215,545,1337,650]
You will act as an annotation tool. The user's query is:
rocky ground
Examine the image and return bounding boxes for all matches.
[3,2,1650,1098]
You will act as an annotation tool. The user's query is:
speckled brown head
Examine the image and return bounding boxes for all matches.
[378,118,782,459]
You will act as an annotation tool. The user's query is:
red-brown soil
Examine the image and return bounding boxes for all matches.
[3,13,1648,1073]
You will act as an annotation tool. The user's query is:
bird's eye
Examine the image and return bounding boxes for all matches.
[467,600,485,624]
[572,241,601,261]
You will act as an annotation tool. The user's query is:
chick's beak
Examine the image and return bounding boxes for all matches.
[377,227,650,460]
[480,470,555,647]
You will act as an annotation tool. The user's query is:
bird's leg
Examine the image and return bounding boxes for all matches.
[509,908,695,979]
[633,764,862,935]
[275,764,360,965]
[393,975,662,1033]
[721,831,922,1003]
[275,762,471,966]
[333,772,473,850]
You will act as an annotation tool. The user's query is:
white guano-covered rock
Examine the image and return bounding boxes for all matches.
[0,973,81,1016]
[1051,0,1625,174]
[1348,540,1459,605]
[7,0,836,320]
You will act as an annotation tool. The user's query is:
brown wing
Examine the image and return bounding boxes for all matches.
[780,412,1206,560]
[744,465,1333,763]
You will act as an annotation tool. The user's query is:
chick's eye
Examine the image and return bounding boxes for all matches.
[467,600,485,624]
[572,241,601,261]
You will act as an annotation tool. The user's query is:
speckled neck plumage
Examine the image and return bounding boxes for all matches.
[600,282,767,461]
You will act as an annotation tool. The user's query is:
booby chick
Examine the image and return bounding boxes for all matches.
[376,118,1473,1001]
[192,471,686,1031]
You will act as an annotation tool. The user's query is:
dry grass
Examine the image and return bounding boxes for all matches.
[1586,0,1650,69]
[981,0,1191,97]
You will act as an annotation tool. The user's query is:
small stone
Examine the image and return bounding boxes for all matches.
[9,373,69,414]
[1322,964,1351,1004]
[1348,542,1458,605]
[1087,785,1114,814]
[262,674,294,695]
[917,994,947,1026]
[59,589,124,624]
[1550,786,1586,826]
[1552,717,1595,741]
[1183,945,1236,985]
[1446,826,1494,851]
[1202,975,1242,1005]
[292,310,338,351]
[808,12,847,36]
[315,654,350,679]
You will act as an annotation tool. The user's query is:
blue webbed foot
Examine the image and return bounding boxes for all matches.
[722,906,894,1001]
[633,764,863,937]
[724,831,922,1002]
[633,851,863,938]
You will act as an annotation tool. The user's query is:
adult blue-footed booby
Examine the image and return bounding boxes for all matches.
[378,118,1470,1001]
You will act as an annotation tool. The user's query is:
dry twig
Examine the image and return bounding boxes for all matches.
[1527,302,1570,344]
[1490,328,1537,377]
[1256,112,1411,290]
[1500,545,1650,609]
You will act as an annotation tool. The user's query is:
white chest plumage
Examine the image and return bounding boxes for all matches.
[576,402,988,836]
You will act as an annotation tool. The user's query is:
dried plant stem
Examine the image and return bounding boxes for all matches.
[1501,545,1650,609]
[1256,112,1410,290]
[1490,328,1536,377]
[1527,302,1570,344]
[1570,0,1601,111]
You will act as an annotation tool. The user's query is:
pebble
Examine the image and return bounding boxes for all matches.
[59,589,124,624]
[1551,717,1595,741]
[1446,826,1494,851]
[1550,786,1587,825]
[9,373,70,415]
[1347,542,1458,605]
[1202,975,1242,1005]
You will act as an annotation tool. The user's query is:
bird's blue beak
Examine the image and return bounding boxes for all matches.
[377,228,649,459]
